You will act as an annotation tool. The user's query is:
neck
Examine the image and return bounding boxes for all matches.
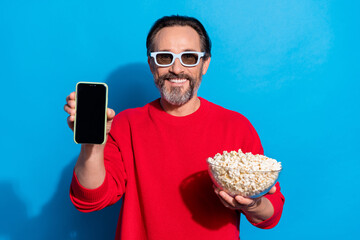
[160,95,201,117]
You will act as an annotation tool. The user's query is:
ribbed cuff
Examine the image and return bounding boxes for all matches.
[70,170,109,202]
[249,182,284,229]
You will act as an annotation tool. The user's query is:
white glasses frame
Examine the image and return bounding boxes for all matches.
[150,51,205,67]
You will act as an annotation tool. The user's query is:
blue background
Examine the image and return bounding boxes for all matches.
[0,0,359,239]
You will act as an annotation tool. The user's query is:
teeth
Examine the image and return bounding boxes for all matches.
[169,79,187,83]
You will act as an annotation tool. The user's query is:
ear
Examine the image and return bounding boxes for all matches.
[201,57,211,75]
[148,56,155,74]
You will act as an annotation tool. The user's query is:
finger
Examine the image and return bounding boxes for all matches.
[268,185,276,194]
[63,101,75,114]
[234,195,254,206]
[66,92,76,102]
[64,104,76,116]
[67,99,76,108]
[107,108,115,120]
[218,195,236,209]
[67,115,75,123]
[213,187,225,198]
[67,116,75,131]
[213,189,236,209]
[218,191,238,208]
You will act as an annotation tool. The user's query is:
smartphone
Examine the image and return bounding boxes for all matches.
[74,82,108,144]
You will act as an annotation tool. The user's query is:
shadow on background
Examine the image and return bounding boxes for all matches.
[0,63,158,239]
[0,159,122,239]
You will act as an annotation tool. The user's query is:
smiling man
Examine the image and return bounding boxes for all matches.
[65,15,285,239]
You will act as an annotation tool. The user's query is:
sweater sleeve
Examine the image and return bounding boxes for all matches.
[241,116,285,229]
[244,182,285,229]
[70,118,128,212]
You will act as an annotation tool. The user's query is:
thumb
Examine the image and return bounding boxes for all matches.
[268,185,276,194]
[107,108,116,120]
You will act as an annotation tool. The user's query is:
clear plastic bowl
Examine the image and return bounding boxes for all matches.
[207,160,281,198]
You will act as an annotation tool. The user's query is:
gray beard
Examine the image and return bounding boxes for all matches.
[161,83,195,105]
[155,72,200,106]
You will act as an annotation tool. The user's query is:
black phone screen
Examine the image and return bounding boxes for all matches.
[75,83,107,144]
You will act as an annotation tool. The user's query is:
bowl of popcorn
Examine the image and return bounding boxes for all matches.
[207,149,282,198]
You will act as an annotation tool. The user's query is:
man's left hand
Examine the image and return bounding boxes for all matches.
[213,185,276,211]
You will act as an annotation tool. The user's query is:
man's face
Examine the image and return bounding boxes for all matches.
[148,26,210,106]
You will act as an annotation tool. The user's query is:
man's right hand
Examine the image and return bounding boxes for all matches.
[64,91,116,189]
[64,91,116,134]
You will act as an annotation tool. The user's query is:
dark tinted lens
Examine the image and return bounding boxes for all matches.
[156,53,173,65]
[181,53,198,65]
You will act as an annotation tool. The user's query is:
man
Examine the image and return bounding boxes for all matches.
[64,15,284,239]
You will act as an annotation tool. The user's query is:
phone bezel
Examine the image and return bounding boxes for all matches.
[74,82,108,144]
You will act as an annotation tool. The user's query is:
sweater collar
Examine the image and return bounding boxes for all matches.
[149,97,209,125]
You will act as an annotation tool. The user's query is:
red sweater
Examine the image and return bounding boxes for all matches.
[70,98,285,239]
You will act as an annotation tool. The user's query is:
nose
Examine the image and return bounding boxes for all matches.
[169,57,184,74]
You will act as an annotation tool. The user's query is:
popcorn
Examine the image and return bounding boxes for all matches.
[207,149,282,198]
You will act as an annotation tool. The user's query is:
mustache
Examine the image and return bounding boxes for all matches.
[158,73,192,81]
[157,73,195,88]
